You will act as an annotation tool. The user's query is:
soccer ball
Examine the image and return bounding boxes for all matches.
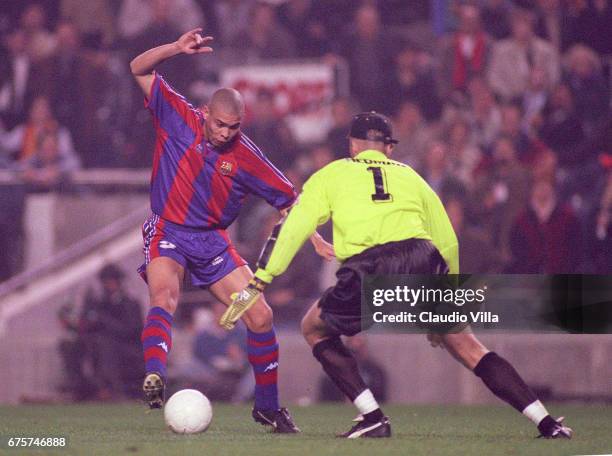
[164,389,213,434]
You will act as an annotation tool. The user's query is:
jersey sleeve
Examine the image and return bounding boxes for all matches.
[421,186,460,274]
[254,169,331,283]
[238,137,297,210]
[144,72,202,137]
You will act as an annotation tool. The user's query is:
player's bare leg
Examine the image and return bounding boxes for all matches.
[141,257,184,409]
[300,301,334,347]
[209,266,299,433]
[439,329,572,438]
[302,302,391,438]
[438,330,489,369]
[147,257,184,314]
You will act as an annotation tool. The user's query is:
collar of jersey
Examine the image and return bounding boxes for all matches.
[354,149,388,160]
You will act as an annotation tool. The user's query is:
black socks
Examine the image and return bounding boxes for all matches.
[312,336,367,402]
[473,352,538,412]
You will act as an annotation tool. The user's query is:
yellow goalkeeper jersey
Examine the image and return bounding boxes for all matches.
[254,149,459,283]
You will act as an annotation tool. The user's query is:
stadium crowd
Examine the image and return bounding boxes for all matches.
[0,0,610,291]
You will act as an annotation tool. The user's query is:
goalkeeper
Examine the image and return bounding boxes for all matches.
[221,112,572,440]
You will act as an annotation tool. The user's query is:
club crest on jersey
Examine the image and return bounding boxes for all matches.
[218,160,234,176]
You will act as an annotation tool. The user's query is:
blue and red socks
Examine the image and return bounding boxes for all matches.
[141,306,173,380]
[247,327,280,411]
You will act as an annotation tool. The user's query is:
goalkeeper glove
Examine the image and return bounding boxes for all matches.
[219,277,267,330]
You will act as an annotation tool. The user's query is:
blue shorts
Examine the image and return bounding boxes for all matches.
[138,214,247,288]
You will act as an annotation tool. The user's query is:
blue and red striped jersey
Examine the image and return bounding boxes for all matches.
[145,73,296,229]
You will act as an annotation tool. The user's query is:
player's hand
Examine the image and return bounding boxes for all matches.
[175,28,214,55]
[219,278,267,330]
[310,232,335,261]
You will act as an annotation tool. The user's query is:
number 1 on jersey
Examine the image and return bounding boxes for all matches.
[367,166,392,202]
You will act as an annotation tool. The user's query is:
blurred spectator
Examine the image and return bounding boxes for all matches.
[531,146,559,185]
[74,47,125,168]
[335,3,397,112]
[279,0,331,58]
[467,78,502,151]
[421,140,452,194]
[562,44,609,133]
[499,103,547,163]
[19,3,57,62]
[508,180,582,272]
[243,88,297,171]
[60,0,116,48]
[587,171,612,272]
[539,83,585,167]
[16,130,81,189]
[378,0,424,25]
[58,265,143,401]
[0,4,24,32]
[392,44,441,121]
[325,96,360,159]
[446,196,502,272]
[0,96,79,170]
[117,0,204,41]
[0,29,41,129]
[533,0,563,50]
[391,101,434,169]
[444,117,482,189]
[319,335,387,403]
[589,0,612,54]
[480,0,512,39]
[474,136,531,261]
[309,0,356,39]
[211,0,254,47]
[32,21,103,156]
[186,302,251,402]
[487,8,559,101]
[521,67,550,136]
[231,2,296,61]
[309,143,334,172]
[565,0,612,54]
[440,4,490,96]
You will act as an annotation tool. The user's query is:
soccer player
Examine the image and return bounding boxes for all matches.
[129,28,333,433]
[222,112,573,439]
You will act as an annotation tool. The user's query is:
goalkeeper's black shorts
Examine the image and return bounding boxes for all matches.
[318,238,448,337]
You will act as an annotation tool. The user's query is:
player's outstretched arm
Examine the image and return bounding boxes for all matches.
[280,207,334,261]
[129,28,213,95]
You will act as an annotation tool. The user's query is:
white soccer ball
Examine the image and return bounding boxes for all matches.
[164,389,213,434]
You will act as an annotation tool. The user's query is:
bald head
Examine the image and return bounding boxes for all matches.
[209,88,245,117]
[203,88,245,148]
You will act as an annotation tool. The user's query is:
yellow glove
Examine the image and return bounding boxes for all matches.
[219,278,267,330]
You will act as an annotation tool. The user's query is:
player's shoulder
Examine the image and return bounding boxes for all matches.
[153,72,180,96]
[311,158,352,179]
[149,71,200,116]
[233,133,266,160]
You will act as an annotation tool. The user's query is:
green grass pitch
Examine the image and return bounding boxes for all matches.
[1,403,610,456]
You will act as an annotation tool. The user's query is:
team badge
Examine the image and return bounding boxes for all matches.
[219,161,233,175]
